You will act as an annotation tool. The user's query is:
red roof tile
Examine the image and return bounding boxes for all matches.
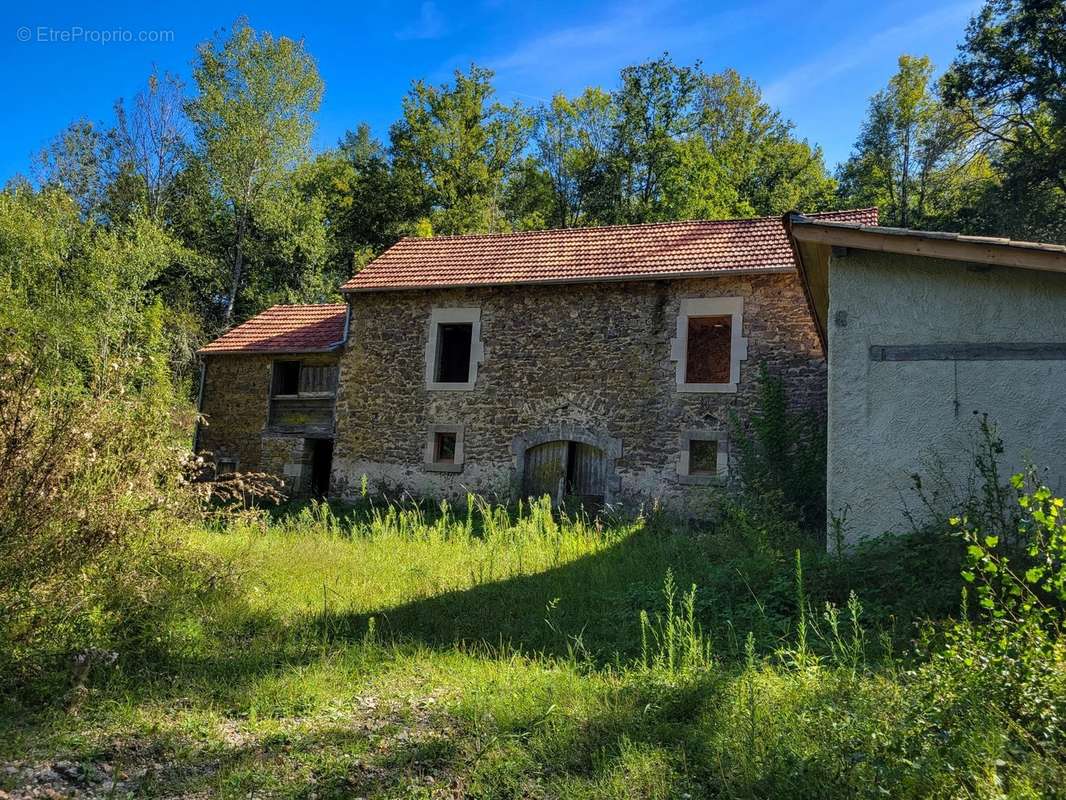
[199,304,348,355]
[341,209,879,292]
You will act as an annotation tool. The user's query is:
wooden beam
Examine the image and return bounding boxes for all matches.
[870,343,1066,362]
[792,224,1066,274]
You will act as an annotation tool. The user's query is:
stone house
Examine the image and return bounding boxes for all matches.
[197,209,876,511]
[196,304,348,497]
[787,213,1066,544]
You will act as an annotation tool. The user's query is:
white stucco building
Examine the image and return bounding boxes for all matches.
[787,214,1066,545]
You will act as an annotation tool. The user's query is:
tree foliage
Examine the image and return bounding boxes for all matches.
[187,19,324,322]
[838,55,991,228]
[942,0,1066,241]
[519,59,835,227]
[390,65,532,235]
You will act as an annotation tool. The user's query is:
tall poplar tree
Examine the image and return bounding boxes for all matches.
[187,19,323,323]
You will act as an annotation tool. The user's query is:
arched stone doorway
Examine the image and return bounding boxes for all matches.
[512,424,622,507]
[523,440,606,506]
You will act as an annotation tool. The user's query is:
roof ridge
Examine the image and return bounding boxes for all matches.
[393,208,879,244]
[263,303,347,310]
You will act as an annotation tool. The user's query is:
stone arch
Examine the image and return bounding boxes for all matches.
[511,424,622,504]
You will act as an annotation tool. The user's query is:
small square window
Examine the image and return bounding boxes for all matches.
[434,431,457,464]
[436,323,473,383]
[679,431,727,485]
[425,424,464,473]
[273,361,301,395]
[685,316,731,384]
[688,439,718,475]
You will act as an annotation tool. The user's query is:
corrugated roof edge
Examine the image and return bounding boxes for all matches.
[784,211,1066,350]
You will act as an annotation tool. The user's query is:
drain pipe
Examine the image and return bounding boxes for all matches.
[192,357,207,452]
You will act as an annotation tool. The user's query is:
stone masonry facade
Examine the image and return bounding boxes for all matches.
[197,353,340,497]
[332,272,825,514]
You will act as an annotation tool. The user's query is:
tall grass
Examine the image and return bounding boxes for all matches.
[4,474,1064,798]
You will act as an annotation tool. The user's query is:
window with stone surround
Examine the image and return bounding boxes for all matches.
[425,424,465,473]
[678,430,728,485]
[670,298,748,393]
[425,308,484,390]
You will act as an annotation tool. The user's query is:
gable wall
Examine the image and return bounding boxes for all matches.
[198,355,273,472]
[333,273,824,512]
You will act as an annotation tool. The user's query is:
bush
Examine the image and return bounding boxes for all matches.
[730,364,827,539]
[0,345,229,697]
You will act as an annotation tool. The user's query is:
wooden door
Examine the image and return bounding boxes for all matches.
[522,440,606,508]
[568,442,607,507]
[523,440,569,504]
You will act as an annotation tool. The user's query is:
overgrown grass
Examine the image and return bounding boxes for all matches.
[3,494,1062,799]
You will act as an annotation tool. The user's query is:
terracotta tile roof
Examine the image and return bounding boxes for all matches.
[341,209,879,292]
[198,304,348,355]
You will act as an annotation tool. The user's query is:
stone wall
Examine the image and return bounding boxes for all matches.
[197,353,340,497]
[333,273,825,514]
[197,355,273,472]
[261,434,314,496]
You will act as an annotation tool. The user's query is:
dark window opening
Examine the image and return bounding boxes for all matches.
[689,439,718,475]
[273,360,301,395]
[434,431,457,463]
[436,323,473,383]
[216,458,238,477]
[685,315,732,384]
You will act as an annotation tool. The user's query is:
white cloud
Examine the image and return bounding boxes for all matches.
[397,1,448,41]
[762,1,981,106]
[486,0,772,92]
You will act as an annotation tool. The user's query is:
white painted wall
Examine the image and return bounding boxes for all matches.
[827,250,1066,544]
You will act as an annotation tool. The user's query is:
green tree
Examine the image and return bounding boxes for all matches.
[32,119,109,219]
[523,88,616,227]
[838,55,989,228]
[511,59,836,227]
[942,0,1066,241]
[301,123,420,271]
[186,19,324,323]
[702,70,836,216]
[608,55,703,223]
[389,64,532,234]
[0,185,189,389]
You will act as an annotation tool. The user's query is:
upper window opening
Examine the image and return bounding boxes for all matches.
[436,323,473,383]
[273,361,301,395]
[425,308,482,391]
[685,315,732,384]
[688,439,718,475]
[671,297,747,393]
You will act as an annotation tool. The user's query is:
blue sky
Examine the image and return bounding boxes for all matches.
[1,0,983,184]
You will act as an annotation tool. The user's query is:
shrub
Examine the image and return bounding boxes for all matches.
[730,364,827,538]
[0,345,229,696]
